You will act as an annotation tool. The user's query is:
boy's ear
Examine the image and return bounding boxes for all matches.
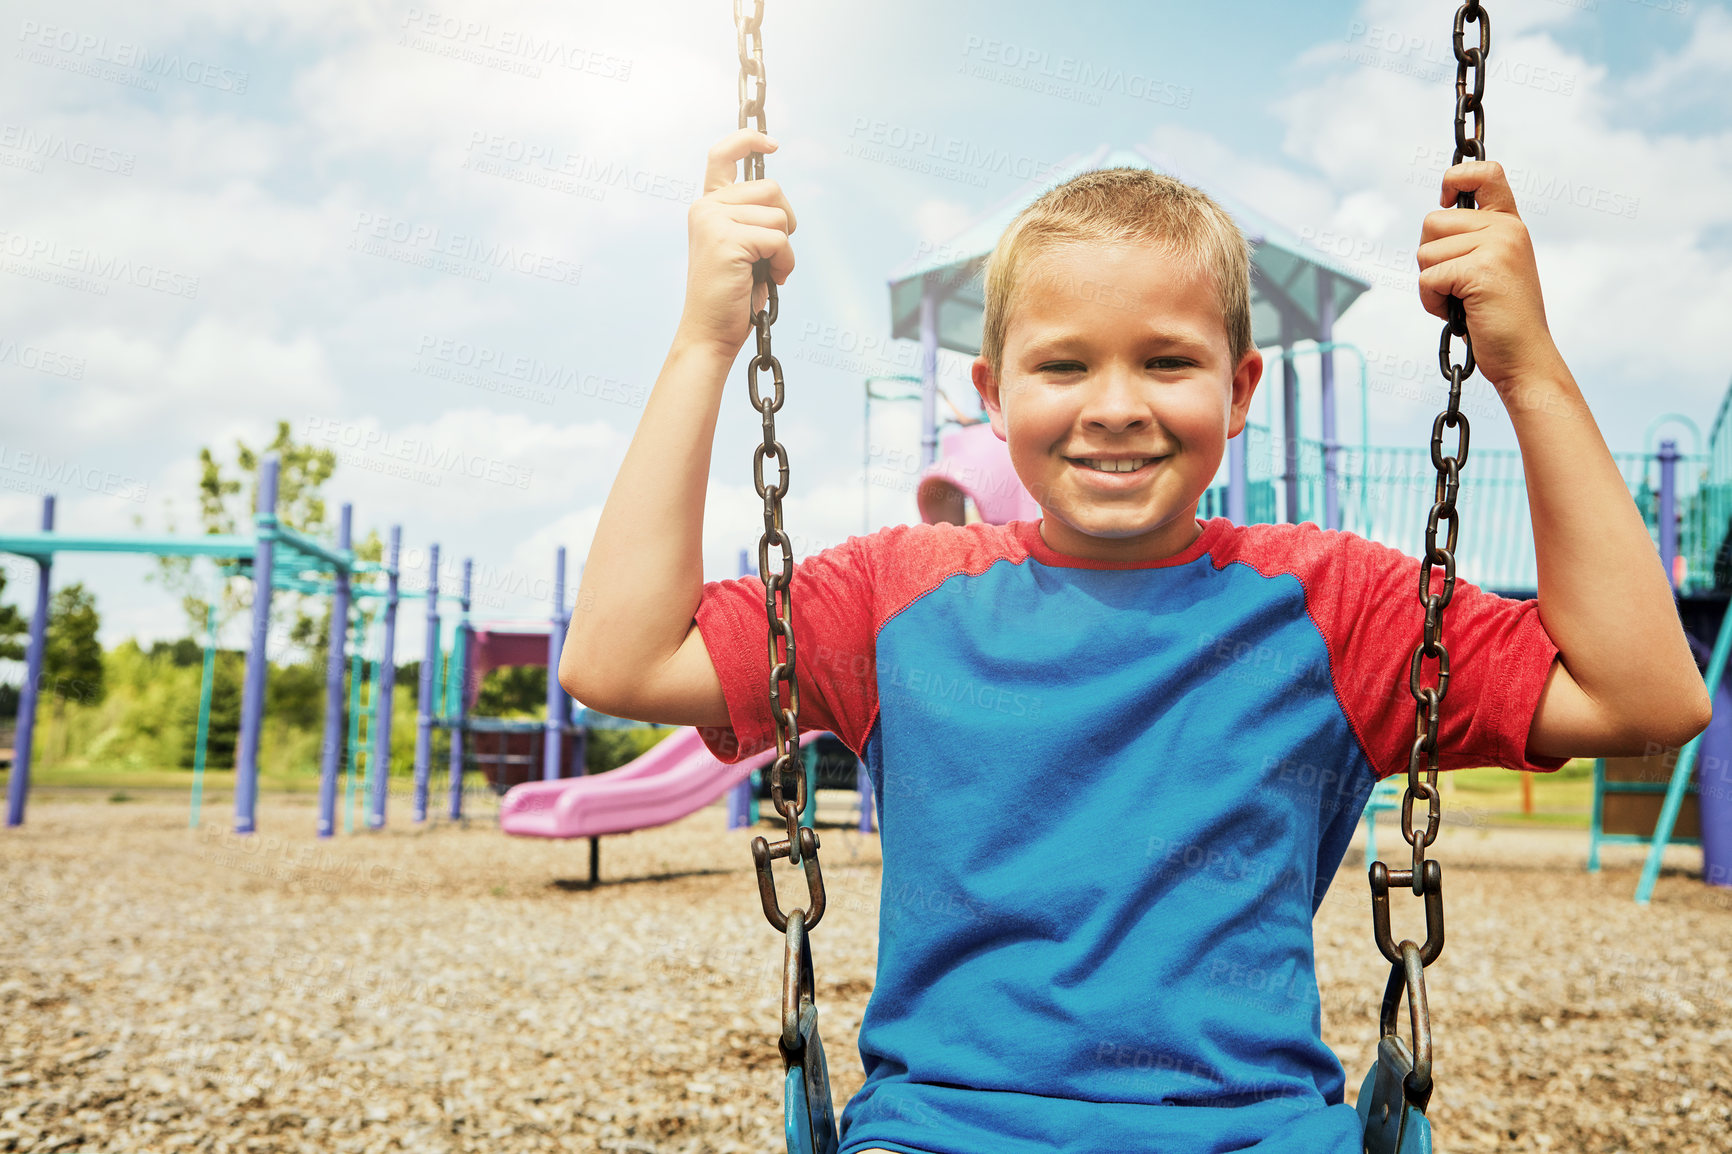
[972,356,1008,442]
[1226,348,1264,439]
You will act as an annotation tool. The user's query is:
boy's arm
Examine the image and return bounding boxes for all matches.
[1417,163,1711,760]
[559,129,796,726]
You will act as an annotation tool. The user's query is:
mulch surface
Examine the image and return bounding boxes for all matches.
[1,790,1727,1152]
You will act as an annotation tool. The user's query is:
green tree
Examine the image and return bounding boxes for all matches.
[150,420,381,657]
[585,726,672,775]
[42,582,104,714]
[149,639,244,770]
[0,569,24,719]
[178,652,243,770]
[196,418,337,540]
[0,568,26,662]
[266,661,324,730]
[474,665,548,718]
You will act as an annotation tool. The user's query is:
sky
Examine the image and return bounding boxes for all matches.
[0,0,1728,662]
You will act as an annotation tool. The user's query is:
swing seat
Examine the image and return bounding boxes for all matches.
[1356,1037,1433,1154]
[782,1001,840,1154]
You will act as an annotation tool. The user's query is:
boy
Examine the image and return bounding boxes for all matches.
[562,128,1709,1153]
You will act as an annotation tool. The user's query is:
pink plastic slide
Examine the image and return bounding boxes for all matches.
[917,421,1041,525]
[498,726,820,839]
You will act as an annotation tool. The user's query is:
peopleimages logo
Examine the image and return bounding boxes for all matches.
[398,9,633,81]
[413,335,646,408]
[958,36,1193,109]
[0,444,149,502]
[0,227,200,299]
[0,336,85,380]
[301,418,534,491]
[0,123,135,175]
[15,20,250,93]
[348,212,582,288]
[462,133,696,204]
[844,117,1064,188]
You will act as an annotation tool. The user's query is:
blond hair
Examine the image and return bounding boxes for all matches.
[979,167,1253,377]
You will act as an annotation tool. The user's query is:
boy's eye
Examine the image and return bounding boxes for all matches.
[1034,357,1194,373]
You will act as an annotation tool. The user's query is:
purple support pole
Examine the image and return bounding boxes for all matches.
[234,459,279,835]
[1317,269,1340,532]
[367,526,401,830]
[543,547,569,781]
[413,544,440,822]
[1280,317,1300,524]
[856,759,875,833]
[1659,439,1679,588]
[447,558,472,820]
[726,548,756,829]
[726,768,754,827]
[5,496,54,828]
[316,505,354,837]
[919,276,939,470]
[1227,436,1247,524]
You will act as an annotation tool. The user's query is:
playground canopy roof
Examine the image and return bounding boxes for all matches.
[886,144,1373,357]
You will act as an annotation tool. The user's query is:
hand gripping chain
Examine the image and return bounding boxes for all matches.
[1363,1,1489,1137]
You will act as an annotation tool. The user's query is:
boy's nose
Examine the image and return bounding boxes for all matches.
[1079,369,1151,434]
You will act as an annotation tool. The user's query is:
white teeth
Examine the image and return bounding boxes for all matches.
[1080,458,1151,473]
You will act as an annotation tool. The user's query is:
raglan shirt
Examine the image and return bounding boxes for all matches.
[695,517,1564,1154]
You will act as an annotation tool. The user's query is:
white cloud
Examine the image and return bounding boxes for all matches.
[1266,1,1732,448]
[5,0,1728,656]
[912,196,978,250]
[298,408,628,526]
[1624,5,1732,109]
[52,319,341,441]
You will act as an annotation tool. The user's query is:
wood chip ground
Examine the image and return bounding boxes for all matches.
[2,791,1728,1152]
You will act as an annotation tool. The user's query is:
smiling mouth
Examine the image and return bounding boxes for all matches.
[1068,457,1161,473]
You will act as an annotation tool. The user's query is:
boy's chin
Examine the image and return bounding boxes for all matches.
[1046,508,1195,541]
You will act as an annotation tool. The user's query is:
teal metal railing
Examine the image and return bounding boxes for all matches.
[1209,423,1722,594]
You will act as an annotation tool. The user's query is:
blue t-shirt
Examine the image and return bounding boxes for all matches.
[697,517,1562,1154]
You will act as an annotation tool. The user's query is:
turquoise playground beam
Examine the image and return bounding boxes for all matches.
[1635,597,1732,903]
[0,532,256,560]
[272,523,353,570]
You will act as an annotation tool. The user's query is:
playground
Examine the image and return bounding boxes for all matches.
[0,791,1726,1154]
[6,2,1732,1152]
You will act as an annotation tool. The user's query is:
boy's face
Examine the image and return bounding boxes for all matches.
[973,241,1262,562]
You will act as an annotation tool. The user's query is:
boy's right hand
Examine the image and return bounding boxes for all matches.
[677,129,798,359]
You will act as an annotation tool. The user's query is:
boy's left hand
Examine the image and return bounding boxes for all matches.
[1416,161,1566,396]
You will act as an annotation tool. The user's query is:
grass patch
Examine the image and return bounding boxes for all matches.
[1444,758,1594,828]
[29,763,362,795]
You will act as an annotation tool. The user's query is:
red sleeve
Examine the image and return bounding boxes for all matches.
[694,533,880,763]
[1231,523,1565,778]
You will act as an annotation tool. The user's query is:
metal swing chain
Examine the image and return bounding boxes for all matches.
[1366,0,1489,1115]
[735,0,808,862]
[736,0,830,1071]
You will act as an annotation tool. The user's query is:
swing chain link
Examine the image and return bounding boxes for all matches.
[1400,0,1486,898]
[736,0,830,1072]
[734,0,809,860]
[1369,0,1489,1117]
[736,0,767,151]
